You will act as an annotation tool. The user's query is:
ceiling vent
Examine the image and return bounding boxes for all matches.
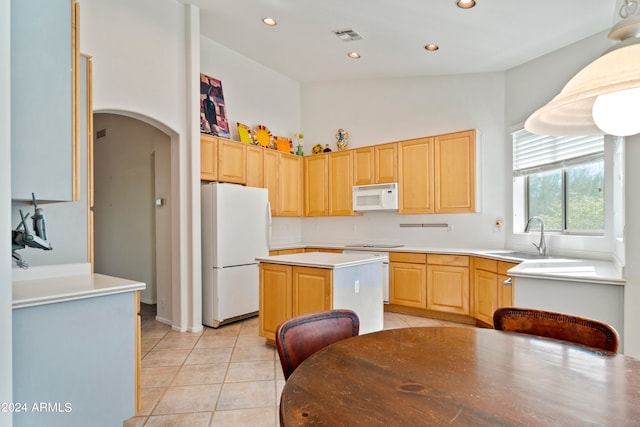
[333,28,364,42]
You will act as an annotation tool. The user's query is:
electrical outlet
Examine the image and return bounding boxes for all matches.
[354,280,360,294]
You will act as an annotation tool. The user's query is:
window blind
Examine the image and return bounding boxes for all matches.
[512,129,604,171]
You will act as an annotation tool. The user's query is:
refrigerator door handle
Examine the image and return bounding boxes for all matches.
[267,201,272,248]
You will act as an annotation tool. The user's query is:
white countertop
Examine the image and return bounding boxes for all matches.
[257,252,386,269]
[269,243,625,284]
[13,269,146,309]
[507,258,625,285]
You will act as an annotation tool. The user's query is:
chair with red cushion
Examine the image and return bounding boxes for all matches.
[493,306,619,352]
[276,309,360,380]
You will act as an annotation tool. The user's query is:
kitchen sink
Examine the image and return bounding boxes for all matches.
[484,251,553,260]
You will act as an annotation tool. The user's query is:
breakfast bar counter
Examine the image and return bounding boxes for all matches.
[11,263,145,427]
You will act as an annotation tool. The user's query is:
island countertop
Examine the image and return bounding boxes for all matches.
[256,252,387,269]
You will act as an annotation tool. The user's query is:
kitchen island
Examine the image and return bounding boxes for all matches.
[256,252,384,342]
[12,263,145,427]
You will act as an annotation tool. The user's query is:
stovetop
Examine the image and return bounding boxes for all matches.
[344,244,405,248]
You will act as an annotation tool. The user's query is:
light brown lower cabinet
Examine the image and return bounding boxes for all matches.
[426,254,470,315]
[389,252,427,308]
[259,263,332,342]
[472,257,517,326]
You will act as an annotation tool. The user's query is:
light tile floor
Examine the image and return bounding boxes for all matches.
[124,305,470,427]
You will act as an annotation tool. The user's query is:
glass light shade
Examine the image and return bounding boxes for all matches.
[593,87,640,136]
[525,11,640,137]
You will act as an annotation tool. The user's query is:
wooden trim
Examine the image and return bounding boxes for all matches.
[84,54,94,269]
[72,0,80,200]
[134,291,141,414]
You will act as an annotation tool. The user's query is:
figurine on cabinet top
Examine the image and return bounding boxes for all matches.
[323,144,332,152]
[336,129,349,151]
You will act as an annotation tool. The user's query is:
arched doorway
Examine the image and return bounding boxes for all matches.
[92,112,175,325]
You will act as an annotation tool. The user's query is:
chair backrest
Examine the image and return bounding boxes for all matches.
[276,309,360,380]
[493,307,619,352]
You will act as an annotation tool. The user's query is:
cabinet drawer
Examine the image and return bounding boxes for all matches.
[498,261,519,275]
[474,257,498,272]
[427,254,469,267]
[390,252,427,264]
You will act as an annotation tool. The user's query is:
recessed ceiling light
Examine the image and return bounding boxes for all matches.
[424,44,439,51]
[456,0,476,9]
[262,17,277,26]
[347,52,361,59]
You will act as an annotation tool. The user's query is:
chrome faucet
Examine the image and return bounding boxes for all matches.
[524,216,547,256]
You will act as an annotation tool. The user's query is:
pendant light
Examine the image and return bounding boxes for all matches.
[525,0,640,137]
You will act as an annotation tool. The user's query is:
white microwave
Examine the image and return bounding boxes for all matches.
[352,183,398,211]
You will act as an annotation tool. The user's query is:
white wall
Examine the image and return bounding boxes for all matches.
[199,36,304,247]
[200,36,301,141]
[504,31,615,260]
[1,0,13,422]
[298,73,507,248]
[624,134,640,358]
[79,0,197,330]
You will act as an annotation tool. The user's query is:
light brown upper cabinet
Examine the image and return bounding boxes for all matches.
[434,130,477,213]
[266,150,304,217]
[375,143,398,184]
[278,152,303,217]
[245,144,264,188]
[353,147,375,185]
[353,143,397,185]
[328,150,354,216]
[200,134,217,181]
[217,137,247,184]
[398,137,434,214]
[304,154,329,216]
[200,135,247,184]
[263,150,279,215]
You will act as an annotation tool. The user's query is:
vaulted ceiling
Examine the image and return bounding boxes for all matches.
[187,0,616,83]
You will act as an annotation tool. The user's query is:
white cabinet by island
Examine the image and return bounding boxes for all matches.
[257,252,384,342]
[12,268,145,427]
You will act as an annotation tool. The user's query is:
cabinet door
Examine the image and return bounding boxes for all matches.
[263,150,279,215]
[246,144,264,188]
[304,154,329,216]
[329,151,353,216]
[218,138,247,184]
[497,261,517,308]
[12,0,78,201]
[473,268,498,325]
[427,265,470,315]
[375,143,398,183]
[389,262,426,308]
[398,138,434,214]
[279,153,303,216]
[292,266,332,316]
[259,263,292,341]
[434,130,476,213]
[200,134,217,181]
[353,147,374,185]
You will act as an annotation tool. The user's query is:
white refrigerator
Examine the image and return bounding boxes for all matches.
[201,182,270,327]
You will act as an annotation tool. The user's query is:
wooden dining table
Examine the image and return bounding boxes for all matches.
[279,326,640,426]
